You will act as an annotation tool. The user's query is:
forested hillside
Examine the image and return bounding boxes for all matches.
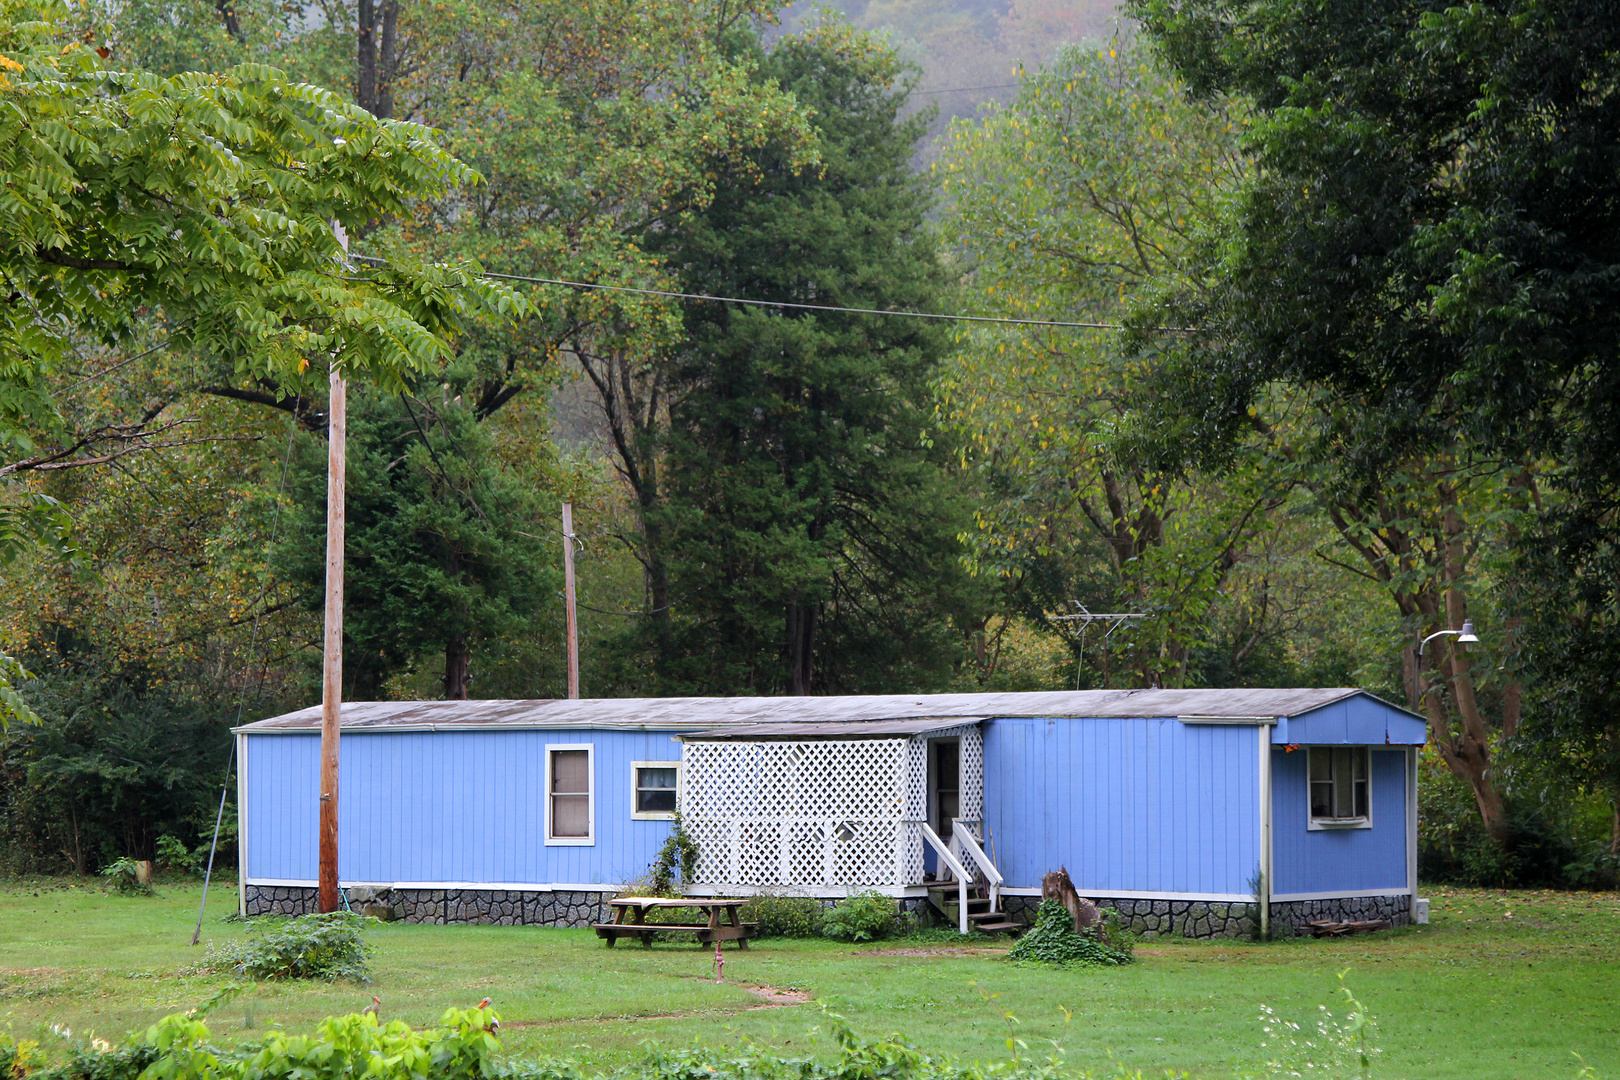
[0,0,1614,889]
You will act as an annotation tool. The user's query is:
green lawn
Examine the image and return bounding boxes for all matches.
[0,880,1616,1079]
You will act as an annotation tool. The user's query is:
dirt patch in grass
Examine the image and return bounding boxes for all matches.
[745,984,811,1007]
[497,984,809,1028]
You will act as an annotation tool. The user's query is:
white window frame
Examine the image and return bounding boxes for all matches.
[1306,745,1373,831]
[630,760,682,821]
[546,744,595,846]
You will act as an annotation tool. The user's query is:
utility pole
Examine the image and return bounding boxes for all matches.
[562,501,579,699]
[319,224,349,914]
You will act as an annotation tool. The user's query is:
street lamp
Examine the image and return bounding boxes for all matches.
[1418,619,1480,659]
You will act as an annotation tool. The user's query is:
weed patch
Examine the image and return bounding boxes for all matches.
[194,913,373,982]
[1008,899,1133,967]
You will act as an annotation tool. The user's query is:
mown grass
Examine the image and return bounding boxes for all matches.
[0,879,1615,1079]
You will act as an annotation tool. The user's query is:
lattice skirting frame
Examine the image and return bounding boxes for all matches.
[999,893,1412,939]
[242,885,614,926]
[683,726,985,891]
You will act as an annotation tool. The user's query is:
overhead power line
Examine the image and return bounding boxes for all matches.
[913,81,1022,96]
[349,254,1199,332]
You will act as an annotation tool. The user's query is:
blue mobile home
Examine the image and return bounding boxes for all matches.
[236,689,1425,936]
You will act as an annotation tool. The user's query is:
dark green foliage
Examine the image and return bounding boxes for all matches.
[155,834,205,877]
[1130,0,1620,846]
[280,391,561,700]
[1418,760,1618,889]
[0,636,233,875]
[1516,521,1620,863]
[649,814,700,895]
[1008,899,1134,967]
[819,891,897,942]
[204,913,375,982]
[624,21,987,696]
[738,892,825,938]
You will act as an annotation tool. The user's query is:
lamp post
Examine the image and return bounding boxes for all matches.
[1418,619,1480,659]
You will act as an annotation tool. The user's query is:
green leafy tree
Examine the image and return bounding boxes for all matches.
[279,392,561,700]
[1126,0,1620,846]
[622,20,983,695]
[935,41,1300,688]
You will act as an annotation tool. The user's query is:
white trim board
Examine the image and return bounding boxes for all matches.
[246,879,624,892]
[236,732,248,918]
[999,887,1257,902]
[1271,888,1413,902]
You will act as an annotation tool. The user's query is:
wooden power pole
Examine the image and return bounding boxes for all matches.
[319,225,349,914]
[562,501,579,699]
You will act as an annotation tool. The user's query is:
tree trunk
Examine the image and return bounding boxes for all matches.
[214,0,243,41]
[786,601,815,696]
[357,0,377,114]
[356,0,399,119]
[444,633,470,699]
[1609,725,1620,856]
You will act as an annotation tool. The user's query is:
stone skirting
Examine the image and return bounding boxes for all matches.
[999,892,1411,939]
[243,885,614,926]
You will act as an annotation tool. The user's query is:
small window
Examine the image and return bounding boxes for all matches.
[1308,746,1370,828]
[632,761,681,820]
[547,745,594,844]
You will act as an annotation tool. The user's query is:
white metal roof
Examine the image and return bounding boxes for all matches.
[234,687,1391,733]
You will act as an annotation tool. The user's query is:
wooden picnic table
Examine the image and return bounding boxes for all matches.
[594,897,757,949]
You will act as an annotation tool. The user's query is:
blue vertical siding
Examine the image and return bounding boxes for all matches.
[243,729,683,885]
[982,717,1260,896]
[1270,747,1409,895]
[1276,697,1427,746]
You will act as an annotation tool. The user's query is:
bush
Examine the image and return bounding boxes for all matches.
[100,857,154,897]
[648,814,700,895]
[1008,899,1134,967]
[820,891,896,943]
[156,835,205,878]
[201,912,374,981]
[739,892,824,938]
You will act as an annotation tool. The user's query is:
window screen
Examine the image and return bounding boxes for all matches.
[1308,746,1369,822]
[550,749,590,838]
[636,766,678,815]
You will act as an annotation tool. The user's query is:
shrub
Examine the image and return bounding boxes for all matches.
[649,814,700,895]
[820,891,896,943]
[100,857,154,897]
[739,892,824,938]
[1008,899,1133,967]
[201,912,374,982]
[156,835,205,878]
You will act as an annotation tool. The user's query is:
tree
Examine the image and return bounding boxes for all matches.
[935,41,1299,688]
[0,0,523,720]
[0,0,518,449]
[620,20,982,696]
[278,391,561,700]
[1125,0,1620,846]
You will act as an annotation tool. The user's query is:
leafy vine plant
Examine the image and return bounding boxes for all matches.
[649,813,699,896]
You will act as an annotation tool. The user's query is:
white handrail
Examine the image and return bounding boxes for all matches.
[951,819,1003,885]
[952,818,1003,910]
[920,823,971,934]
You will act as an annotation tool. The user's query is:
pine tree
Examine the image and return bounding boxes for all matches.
[638,20,982,696]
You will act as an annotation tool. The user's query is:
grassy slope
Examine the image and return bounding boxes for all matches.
[0,881,1616,1079]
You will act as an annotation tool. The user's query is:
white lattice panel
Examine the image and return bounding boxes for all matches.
[681,725,986,890]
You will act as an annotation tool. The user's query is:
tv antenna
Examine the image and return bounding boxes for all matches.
[1047,602,1146,690]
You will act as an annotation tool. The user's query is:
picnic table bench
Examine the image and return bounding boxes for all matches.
[594,897,757,949]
